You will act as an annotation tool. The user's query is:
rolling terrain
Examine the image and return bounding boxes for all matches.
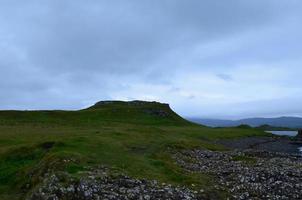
[0,101,272,199]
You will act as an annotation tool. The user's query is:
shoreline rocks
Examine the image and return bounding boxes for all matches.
[173,149,302,200]
[295,130,302,141]
[217,136,301,154]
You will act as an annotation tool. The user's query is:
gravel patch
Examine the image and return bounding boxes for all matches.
[28,167,205,200]
[173,149,302,200]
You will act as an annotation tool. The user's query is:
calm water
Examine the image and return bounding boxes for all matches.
[266,131,298,137]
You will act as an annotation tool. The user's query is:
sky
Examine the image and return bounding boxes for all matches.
[0,0,302,119]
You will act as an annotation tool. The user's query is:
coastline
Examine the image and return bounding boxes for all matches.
[217,136,302,155]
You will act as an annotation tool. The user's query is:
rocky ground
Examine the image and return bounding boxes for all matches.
[28,136,302,200]
[173,149,302,200]
[28,167,205,200]
[217,136,302,154]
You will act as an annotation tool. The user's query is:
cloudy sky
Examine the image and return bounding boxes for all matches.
[0,0,302,119]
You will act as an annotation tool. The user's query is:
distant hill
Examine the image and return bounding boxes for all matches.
[85,100,192,125]
[188,117,302,129]
[0,100,191,126]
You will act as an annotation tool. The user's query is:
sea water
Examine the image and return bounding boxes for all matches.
[266,131,298,137]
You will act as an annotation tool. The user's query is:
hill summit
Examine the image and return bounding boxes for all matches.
[85,100,188,125]
[0,100,189,126]
[89,100,169,110]
[87,100,171,116]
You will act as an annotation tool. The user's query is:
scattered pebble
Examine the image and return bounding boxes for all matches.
[173,149,302,200]
[28,167,205,200]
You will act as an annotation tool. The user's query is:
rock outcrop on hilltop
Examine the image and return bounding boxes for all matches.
[91,100,170,108]
[85,100,185,121]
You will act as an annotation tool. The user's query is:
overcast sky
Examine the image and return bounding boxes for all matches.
[0,1,302,119]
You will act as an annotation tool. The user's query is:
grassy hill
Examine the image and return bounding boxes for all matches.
[0,101,269,199]
[0,101,189,127]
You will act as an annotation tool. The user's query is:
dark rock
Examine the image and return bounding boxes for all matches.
[92,100,169,108]
[144,108,169,117]
[40,142,56,150]
[295,130,302,141]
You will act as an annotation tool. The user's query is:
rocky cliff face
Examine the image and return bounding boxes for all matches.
[92,100,170,108]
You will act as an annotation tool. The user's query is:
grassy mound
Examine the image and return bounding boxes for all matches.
[0,101,269,199]
[0,101,190,127]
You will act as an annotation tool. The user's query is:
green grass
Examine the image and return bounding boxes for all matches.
[0,101,270,199]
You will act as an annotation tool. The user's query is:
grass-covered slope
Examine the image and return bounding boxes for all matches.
[0,101,189,126]
[0,101,269,199]
[85,100,191,125]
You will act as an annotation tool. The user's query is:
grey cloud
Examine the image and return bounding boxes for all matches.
[0,1,301,118]
[1,0,292,74]
[216,74,233,81]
